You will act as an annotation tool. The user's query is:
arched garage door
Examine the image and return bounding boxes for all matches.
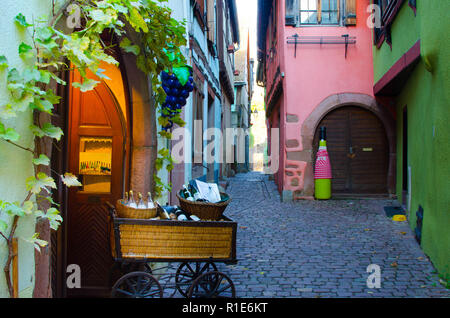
[313,106,389,195]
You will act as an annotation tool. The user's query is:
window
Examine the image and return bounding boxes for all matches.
[192,72,204,165]
[300,0,339,25]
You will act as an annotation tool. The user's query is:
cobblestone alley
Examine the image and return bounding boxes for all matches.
[211,172,450,298]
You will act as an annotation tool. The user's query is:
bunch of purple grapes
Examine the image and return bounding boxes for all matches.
[160,71,195,131]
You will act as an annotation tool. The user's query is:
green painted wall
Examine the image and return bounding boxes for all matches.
[373,0,450,281]
[0,0,65,298]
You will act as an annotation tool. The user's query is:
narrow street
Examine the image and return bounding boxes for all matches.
[214,172,449,298]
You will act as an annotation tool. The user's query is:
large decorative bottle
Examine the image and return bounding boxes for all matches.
[314,127,332,200]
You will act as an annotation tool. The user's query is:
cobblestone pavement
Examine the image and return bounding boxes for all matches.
[209,171,450,298]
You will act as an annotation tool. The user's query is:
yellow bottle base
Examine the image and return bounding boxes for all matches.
[315,179,331,200]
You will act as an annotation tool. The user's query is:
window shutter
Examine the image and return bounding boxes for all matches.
[285,0,298,26]
[196,0,205,15]
[344,0,357,26]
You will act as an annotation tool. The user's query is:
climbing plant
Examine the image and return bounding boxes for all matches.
[0,0,187,297]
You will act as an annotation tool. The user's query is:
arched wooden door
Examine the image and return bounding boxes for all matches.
[313,106,389,195]
[67,70,125,297]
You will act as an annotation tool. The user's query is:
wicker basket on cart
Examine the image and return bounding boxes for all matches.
[116,200,157,219]
[176,192,231,221]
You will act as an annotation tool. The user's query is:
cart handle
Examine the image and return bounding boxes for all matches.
[105,201,117,218]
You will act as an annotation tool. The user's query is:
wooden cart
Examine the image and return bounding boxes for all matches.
[106,202,238,298]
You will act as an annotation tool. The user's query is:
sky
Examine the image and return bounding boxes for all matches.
[235,0,265,107]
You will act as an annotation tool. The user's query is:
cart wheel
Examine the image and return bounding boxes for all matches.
[187,271,235,298]
[175,262,218,298]
[111,271,163,298]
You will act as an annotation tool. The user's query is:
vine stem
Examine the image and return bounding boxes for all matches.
[2,191,33,298]
[49,0,75,27]
[5,140,35,154]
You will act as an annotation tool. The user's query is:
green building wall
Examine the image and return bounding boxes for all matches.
[373,0,450,281]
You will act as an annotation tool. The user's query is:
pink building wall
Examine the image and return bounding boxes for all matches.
[265,0,376,200]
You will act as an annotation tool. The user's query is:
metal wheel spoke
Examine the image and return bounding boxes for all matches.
[215,283,232,294]
[126,278,137,293]
[115,288,134,296]
[186,263,195,274]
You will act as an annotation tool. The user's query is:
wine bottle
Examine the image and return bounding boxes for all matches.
[147,192,155,209]
[160,208,171,220]
[137,192,146,209]
[128,190,137,208]
[169,211,177,220]
[183,185,194,201]
[123,192,129,205]
[175,209,188,221]
[189,183,201,201]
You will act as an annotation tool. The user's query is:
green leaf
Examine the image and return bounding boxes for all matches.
[36,27,54,42]
[90,9,114,24]
[128,8,149,33]
[0,123,20,142]
[61,173,82,187]
[31,99,54,114]
[18,42,34,59]
[7,82,25,99]
[22,201,34,215]
[42,123,63,140]
[39,208,63,230]
[120,38,140,55]
[23,67,41,82]
[0,219,7,233]
[49,73,66,85]
[33,154,50,166]
[24,233,48,252]
[95,68,110,80]
[172,66,192,86]
[26,172,57,194]
[44,89,62,104]
[39,70,51,84]
[72,79,100,92]
[0,55,8,69]
[7,68,22,83]
[4,202,25,217]
[14,13,32,28]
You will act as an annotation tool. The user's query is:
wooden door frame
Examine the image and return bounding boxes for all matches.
[50,50,132,297]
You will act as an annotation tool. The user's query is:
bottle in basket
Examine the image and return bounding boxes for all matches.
[137,192,147,209]
[182,185,194,201]
[189,183,201,201]
[123,192,129,205]
[175,209,188,221]
[128,190,137,208]
[147,192,155,209]
[160,208,171,220]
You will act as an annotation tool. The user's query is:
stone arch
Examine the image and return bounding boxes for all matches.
[297,93,396,198]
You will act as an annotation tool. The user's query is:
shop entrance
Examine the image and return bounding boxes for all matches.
[313,106,389,195]
[66,69,126,297]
